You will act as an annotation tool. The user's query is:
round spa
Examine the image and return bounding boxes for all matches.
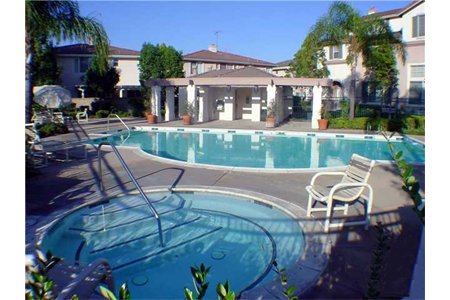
[40,190,313,299]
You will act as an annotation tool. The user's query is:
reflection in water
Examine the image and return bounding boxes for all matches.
[108,131,425,169]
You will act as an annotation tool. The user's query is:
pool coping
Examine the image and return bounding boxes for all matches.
[89,126,424,174]
[32,186,331,299]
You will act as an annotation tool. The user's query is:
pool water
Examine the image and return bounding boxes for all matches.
[100,130,425,169]
[41,192,305,299]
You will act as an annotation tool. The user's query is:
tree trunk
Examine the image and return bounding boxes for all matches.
[349,66,356,120]
[25,40,34,123]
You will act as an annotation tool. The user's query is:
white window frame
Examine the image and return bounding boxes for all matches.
[329,45,343,60]
[412,14,425,38]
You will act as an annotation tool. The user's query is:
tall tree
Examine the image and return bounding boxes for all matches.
[310,2,405,119]
[290,32,329,78]
[31,35,62,86]
[25,0,109,122]
[138,43,184,112]
[84,54,120,98]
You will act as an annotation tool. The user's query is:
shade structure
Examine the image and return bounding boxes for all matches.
[33,85,72,108]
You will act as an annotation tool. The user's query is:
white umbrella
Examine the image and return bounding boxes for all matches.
[33,85,72,108]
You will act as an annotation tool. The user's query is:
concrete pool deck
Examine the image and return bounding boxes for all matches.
[26,119,425,299]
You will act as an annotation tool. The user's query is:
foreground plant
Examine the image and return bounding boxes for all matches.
[185,263,211,300]
[216,280,236,300]
[365,221,392,299]
[99,282,131,300]
[381,132,425,222]
[273,261,298,300]
[25,250,61,300]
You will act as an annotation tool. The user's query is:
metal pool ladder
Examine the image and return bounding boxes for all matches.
[97,142,165,247]
[107,114,131,135]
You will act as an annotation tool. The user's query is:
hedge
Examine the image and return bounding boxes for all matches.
[328,115,425,133]
[37,123,69,138]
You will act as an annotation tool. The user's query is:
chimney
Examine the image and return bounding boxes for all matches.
[368,6,377,15]
[208,44,218,53]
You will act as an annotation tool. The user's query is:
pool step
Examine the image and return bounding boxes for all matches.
[70,196,189,232]
[79,210,203,252]
[85,216,222,270]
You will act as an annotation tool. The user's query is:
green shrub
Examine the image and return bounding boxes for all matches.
[116,111,131,118]
[95,110,110,118]
[413,115,425,129]
[128,98,146,117]
[405,117,417,130]
[37,122,69,138]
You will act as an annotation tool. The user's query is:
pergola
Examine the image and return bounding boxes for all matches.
[145,70,333,129]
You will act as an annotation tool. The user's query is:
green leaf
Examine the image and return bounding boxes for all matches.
[99,286,118,300]
[226,292,236,300]
[398,159,406,169]
[44,280,53,292]
[119,282,131,300]
[185,288,195,300]
[290,296,299,300]
[224,280,230,292]
[281,275,288,285]
[406,175,416,186]
[279,268,286,273]
[286,285,295,295]
[394,151,403,160]
[403,165,413,179]
[71,295,79,300]
[387,143,395,151]
[36,250,47,264]
[217,283,227,297]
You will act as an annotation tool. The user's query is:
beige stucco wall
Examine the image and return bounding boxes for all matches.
[116,58,140,86]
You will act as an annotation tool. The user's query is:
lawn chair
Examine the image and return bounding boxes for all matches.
[76,108,89,123]
[25,124,87,168]
[305,153,376,233]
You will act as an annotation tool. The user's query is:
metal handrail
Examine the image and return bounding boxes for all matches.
[97,142,165,247]
[107,114,131,135]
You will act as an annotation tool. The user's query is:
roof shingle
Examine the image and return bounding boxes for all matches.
[190,67,277,78]
[56,43,140,56]
[183,50,275,67]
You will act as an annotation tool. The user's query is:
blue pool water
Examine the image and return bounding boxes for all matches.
[41,192,305,299]
[99,130,424,169]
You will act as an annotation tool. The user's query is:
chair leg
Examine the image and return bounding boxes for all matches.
[344,203,349,216]
[324,198,333,233]
[306,195,314,217]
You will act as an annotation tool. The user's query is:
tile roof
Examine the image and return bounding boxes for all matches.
[190,67,277,78]
[365,0,424,19]
[56,43,140,56]
[275,59,293,68]
[183,50,275,67]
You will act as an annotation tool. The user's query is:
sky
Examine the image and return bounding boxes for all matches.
[76,0,409,63]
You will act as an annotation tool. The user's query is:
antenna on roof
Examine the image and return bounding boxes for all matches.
[214,30,222,50]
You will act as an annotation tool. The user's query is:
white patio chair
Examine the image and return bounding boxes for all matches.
[26,124,87,168]
[305,153,376,233]
[76,108,89,123]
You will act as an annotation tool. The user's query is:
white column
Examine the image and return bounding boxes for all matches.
[119,89,125,98]
[187,84,197,122]
[151,85,162,119]
[251,87,261,122]
[198,87,209,123]
[284,87,293,119]
[266,84,277,123]
[312,85,323,129]
[178,87,187,118]
[165,86,175,121]
[223,87,235,121]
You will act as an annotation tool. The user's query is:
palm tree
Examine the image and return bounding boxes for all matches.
[25,0,109,122]
[311,2,406,119]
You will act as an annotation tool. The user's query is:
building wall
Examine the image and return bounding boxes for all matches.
[183,60,273,77]
[322,2,425,102]
[57,55,140,97]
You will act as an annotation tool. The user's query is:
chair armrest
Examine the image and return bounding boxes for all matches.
[311,172,346,185]
[329,182,373,202]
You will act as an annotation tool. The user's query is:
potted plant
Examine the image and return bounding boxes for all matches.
[144,97,158,124]
[317,104,330,130]
[265,101,277,128]
[180,102,195,125]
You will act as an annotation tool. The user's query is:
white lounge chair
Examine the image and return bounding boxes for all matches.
[26,124,87,168]
[76,108,89,123]
[305,153,376,233]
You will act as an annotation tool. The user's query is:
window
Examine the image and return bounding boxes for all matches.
[412,14,425,37]
[409,81,425,104]
[329,45,343,60]
[411,65,425,78]
[190,63,204,75]
[362,81,384,103]
[74,57,90,73]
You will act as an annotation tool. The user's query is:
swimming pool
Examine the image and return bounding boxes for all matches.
[94,127,425,170]
[40,189,316,299]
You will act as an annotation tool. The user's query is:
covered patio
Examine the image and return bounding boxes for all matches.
[145,67,333,129]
